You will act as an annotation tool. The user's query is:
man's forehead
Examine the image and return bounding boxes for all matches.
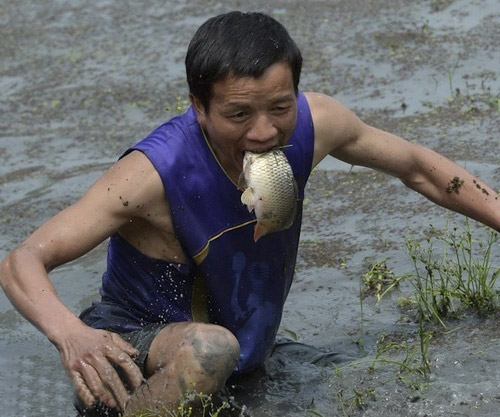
[210,65,295,101]
[211,89,296,110]
[219,63,293,84]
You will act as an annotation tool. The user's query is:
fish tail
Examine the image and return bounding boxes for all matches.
[253,222,268,242]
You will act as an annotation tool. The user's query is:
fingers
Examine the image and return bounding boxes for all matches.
[111,333,140,358]
[105,339,144,392]
[72,369,96,408]
[62,329,145,411]
[92,354,130,410]
[68,343,140,410]
[72,360,120,410]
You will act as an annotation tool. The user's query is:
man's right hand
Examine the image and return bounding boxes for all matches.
[58,324,144,412]
[0,151,173,411]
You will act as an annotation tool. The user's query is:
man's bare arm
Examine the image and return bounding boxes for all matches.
[0,151,166,410]
[306,92,500,231]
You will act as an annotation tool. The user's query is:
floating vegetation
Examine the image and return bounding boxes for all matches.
[344,220,499,416]
[129,391,229,417]
[362,259,407,301]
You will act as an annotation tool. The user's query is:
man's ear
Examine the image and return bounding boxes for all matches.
[189,94,206,124]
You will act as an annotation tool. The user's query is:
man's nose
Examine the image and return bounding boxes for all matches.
[247,114,278,144]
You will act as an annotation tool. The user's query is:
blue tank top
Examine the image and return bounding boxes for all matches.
[89,93,314,372]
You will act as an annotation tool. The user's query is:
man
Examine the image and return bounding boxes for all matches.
[0,10,498,417]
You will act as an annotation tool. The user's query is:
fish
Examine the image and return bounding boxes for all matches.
[238,148,298,242]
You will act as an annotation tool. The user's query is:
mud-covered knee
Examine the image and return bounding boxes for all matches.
[189,324,240,378]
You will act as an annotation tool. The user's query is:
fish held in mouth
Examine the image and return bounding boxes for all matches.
[238,148,298,242]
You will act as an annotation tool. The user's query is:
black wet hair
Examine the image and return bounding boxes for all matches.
[185,11,302,111]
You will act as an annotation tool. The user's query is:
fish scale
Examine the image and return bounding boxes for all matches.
[240,148,298,242]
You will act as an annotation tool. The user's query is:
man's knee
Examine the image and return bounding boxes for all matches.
[125,324,240,415]
[147,322,240,381]
[186,323,240,378]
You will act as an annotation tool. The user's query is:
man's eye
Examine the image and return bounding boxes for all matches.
[272,106,289,114]
[230,112,248,120]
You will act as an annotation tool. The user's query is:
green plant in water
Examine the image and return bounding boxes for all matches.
[357,260,433,383]
[165,95,190,114]
[334,220,498,411]
[403,220,498,375]
[406,220,499,325]
[334,327,431,408]
[130,391,229,417]
[282,327,301,341]
[336,384,377,417]
[357,280,365,353]
[371,328,431,380]
[362,259,407,301]
[305,408,326,417]
[484,95,500,111]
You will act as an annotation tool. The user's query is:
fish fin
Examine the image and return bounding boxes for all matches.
[254,222,268,242]
[241,187,255,212]
[237,172,247,191]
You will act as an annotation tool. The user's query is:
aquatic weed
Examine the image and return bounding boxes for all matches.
[305,408,326,417]
[333,325,431,416]
[336,386,376,416]
[129,391,229,417]
[333,339,430,414]
[362,259,407,301]
[369,328,431,380]
[405,220,499,323]
[165,95,190,114]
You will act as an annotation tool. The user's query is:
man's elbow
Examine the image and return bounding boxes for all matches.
[0,244,45,290]
[400,171,427,193]
[0,251,17,292]
[398,146,438,193]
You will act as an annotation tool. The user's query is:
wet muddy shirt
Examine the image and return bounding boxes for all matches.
[83,93,314,372]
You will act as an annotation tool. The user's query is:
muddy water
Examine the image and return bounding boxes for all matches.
[0,0,498,416]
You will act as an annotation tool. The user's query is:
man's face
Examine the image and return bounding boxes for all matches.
[190,62,298,180]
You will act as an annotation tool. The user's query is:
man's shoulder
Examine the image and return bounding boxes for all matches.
[303,92,350,121]
[112,150,164,192]
[303,92,365,167]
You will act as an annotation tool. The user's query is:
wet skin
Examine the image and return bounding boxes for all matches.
[124,323,240,416]
[0,64,300,415]
[190,62,298,184]
[1,61,499,415]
